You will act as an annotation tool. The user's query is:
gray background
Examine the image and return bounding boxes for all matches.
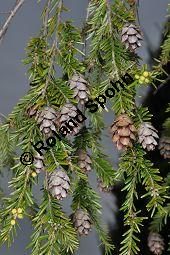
[0,1,169,254]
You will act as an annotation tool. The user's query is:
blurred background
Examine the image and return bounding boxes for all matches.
[0,1,169,254]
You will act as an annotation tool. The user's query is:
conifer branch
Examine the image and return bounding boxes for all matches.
[0,1,169,254]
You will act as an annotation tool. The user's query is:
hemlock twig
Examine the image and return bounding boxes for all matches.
[105,0,119,81]
[0,0,25,44]
[43,0,51,38]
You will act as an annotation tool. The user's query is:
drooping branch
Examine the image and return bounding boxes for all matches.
[0,0,25,44]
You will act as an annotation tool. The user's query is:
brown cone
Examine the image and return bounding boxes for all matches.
[73,209,92,236]
[97,179,112,193]
[56,103,82,136]
[110,114,136,150]
[121,23,142,52]
[48,167,70,200]
[138,122,159,151]
[77,149,92,174]
[27,104,38,117]
[69,74,90,105]
[159,136,170,159]
[148,232,164,255]
[35,106,58,137]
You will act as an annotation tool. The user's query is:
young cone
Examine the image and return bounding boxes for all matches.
[77,149,92,174]
[110,114,136,150]
[158,136,170,159]
[121,23,142,52]
[69,73,90,105]
[73,209,92,236]
[48,167,70,200]
[138,122,159,151]
[36,106,58,136]
[148,232,164,255]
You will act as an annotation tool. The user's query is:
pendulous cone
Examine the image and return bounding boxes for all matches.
[57,103,82,135]
[110,114,136,150]
[77,149,92,174]
[138,122,159,151]
[121,23,142,52]
[73,209,92,236]
[69,73,90,105]
[97,178,112,193]
[48,167,70,200]
[35,106,58,137]
[148,232,164,255]
[158,136,170,159]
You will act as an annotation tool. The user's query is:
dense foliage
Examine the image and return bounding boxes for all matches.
[0,1,169,255]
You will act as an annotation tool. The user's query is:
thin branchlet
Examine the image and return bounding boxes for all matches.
[0,0,25,43]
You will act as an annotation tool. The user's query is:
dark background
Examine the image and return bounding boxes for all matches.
[0,1,169,254]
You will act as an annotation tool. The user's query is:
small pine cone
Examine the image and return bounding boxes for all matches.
[159,136,170,159]
[57,103,81,135]
[69,74,90,105]
[73,209,92,236]
[97,179,112,193]
[48,168,70,200]
[110,114,136,150]
[34,153,44,173]
[148,232,164,255]
[121,23,142,52]
[138,123,159,151]
[36,106,57,136]
[77,149,92,174]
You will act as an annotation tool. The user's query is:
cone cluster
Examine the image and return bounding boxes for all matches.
[73,209,92,236]
[69,74,90,105]
[77,149,92,174]
[148,232,164,255]
[57,103,81,135]
[159,137,170,159]
[34,153,44,173]
[36,106,58,136]
[138,123,158,151]
[48,168,70,200]
[110,114,136,150]
[121,23,142,52]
